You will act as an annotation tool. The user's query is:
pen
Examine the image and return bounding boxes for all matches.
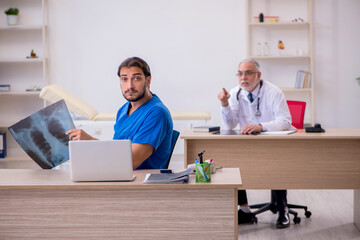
[204,159,213,172]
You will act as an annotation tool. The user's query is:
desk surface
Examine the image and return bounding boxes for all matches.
[181,128,360,140]
[0,168,241,189]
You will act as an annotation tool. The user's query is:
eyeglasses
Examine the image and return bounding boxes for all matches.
[236,71,258,77]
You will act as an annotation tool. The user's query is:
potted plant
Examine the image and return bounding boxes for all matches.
[357,77,360,85]
[4,8,19,26]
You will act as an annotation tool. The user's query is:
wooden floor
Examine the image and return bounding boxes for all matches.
[2,155,360,240]
[169,154,360,240]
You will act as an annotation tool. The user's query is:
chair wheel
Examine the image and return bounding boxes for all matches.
[293,216,301,224]
[305,211,312,218]
[251,215,258,224]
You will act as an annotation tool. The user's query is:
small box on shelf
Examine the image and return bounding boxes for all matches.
[0,84,10,92]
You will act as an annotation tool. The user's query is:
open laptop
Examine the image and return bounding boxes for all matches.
[69,140,135,182]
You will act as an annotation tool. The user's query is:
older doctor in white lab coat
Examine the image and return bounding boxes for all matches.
[218,58,294,229]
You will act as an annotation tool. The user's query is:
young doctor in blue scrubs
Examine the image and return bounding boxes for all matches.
[66,57,173,170]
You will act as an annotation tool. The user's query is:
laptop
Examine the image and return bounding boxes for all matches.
[69,140,135,182]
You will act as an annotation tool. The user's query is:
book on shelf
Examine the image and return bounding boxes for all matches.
[0,132,6,158]
[0,84,10,92]
[193,125,220,132]
[143,168,191,184]
[295,70,311,89]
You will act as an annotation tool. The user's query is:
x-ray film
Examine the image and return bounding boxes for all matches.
[8,100,75,169]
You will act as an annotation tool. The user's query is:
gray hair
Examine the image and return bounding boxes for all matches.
[238,58,261,72]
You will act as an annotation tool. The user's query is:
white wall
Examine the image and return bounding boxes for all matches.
[48,0,360,138]
[48,0,245,127]
[313,0,360,128]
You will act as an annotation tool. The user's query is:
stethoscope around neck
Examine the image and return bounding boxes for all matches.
[236,80,263,117]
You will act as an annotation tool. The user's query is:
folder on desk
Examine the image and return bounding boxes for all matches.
[144,169,191,184]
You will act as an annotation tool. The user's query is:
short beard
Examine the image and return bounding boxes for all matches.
[122,85,147,102]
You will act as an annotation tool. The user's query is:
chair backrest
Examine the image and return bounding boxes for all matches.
[165,130,180,169]
[287,100,306,129]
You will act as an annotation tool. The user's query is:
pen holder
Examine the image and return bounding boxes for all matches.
[195,163,211,183]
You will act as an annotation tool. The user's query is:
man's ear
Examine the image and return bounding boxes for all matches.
[257,71,262,80]
[146,76,151,86]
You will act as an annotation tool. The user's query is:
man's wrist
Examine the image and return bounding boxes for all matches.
[221,101,229,107]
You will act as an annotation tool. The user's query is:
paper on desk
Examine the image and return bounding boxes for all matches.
[260,130,297,135]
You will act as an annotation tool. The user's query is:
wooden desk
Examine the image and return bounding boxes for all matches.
[181,129,360,229]
[0,168,241,240]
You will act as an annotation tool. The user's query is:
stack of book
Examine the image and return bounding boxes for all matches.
[295,70,311,88]
[193,125,220,132]
[143,169,190,184]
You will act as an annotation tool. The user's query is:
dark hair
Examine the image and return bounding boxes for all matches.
[117,57,151,78]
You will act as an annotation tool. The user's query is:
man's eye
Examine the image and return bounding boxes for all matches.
[120,78,127,81]
[134,77,140,81]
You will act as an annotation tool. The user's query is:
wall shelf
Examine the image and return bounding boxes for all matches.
[0,0,48,159]
[0,91,41,96]
[0,25,44,31]
[0,58,45,63]
[246,0,314,125]
[249,22,309,27]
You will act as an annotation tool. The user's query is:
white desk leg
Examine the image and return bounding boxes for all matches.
[355,189,360,231]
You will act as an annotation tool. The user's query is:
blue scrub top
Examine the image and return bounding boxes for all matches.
[113,94,173,169]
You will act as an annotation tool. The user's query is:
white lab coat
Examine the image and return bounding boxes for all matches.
[221,80,293,131]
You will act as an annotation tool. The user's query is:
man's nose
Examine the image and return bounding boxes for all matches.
[126,79,134,89]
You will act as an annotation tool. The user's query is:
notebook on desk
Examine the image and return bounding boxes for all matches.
[69,140,135,182]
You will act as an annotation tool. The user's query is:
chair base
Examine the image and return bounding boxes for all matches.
[249,198,312,224]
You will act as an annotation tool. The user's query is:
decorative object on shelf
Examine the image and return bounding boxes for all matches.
[278,40,285,56]
[26,85,42,92]
[26,49,38,59]
[0,84,11,92]
[292,18,304,23]
[4,8,19,26]
[259,12,264,22]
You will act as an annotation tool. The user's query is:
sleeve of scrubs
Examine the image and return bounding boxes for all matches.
[131,107,169,150]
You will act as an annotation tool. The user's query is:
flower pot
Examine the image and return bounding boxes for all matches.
[7,15,18,26]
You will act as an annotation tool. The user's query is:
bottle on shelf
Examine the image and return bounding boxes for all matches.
[256,42,262,56]
[259,12,264,23]
[262,41,269,56]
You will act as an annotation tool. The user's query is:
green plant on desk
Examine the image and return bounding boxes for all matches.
[357,77,360,85]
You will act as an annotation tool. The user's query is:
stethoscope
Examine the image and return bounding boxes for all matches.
[236,80,263,117]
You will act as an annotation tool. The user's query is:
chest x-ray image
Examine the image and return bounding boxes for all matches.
[9,100,75,169]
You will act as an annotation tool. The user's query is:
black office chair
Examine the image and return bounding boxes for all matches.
[250,190,312,224]
[250,101,312,224]
[164,130,180,169]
